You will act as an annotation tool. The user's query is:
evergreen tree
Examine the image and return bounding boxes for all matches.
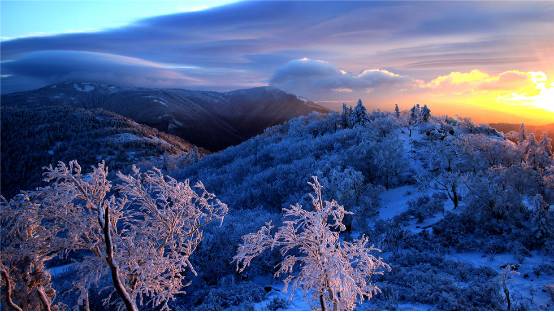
[409,105,418,124]
[341,103,353,128]
[408,105,419,136]
[351,99,370,126]
[394,104,400,118]
[421,105,431,122]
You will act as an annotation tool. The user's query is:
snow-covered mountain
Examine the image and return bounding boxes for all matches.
[2,82,328,151]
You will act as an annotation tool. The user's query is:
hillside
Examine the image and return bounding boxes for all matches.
[2,102,553,310]
[1,82,329,151]
[0,101,201,198]
[170,104,553,310]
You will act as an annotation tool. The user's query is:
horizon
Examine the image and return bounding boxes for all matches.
[1,1,553,124]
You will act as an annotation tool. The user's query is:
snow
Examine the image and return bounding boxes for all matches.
[108,133,143,143]
[395,302,435,310]
[378,185,420,220]
[446,251,554,309]
[48,263,78,278]
[73,83,95,92]
[153,99,168,107]
[252,283,313,311]
[144,96,169,107]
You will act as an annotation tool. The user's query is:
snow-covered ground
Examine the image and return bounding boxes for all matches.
[378,185,420,220]
[253,284,313,311]
[446,251,553,310]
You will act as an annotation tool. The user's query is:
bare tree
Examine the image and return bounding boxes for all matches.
[234,177,390,311]
[2,160,228,310]
[432,172,462,209]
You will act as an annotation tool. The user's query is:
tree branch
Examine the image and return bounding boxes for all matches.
[37,286,51,311]
[1,268,22,311]
[101,204,137,311]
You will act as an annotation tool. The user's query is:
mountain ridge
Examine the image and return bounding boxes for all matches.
[2,81,329,151]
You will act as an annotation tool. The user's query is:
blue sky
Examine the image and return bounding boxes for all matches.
[1,1,553,123]
[1,0,239,40]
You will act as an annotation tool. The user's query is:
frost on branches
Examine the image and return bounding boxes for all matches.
[234,177,390,311]
[1,160,228,310]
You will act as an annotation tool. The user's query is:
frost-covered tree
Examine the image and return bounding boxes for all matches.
[544,165,554,202]
[408,104,420,136]
[536,134,554,169]
[394,104,400,119]
[499,264,519,311]
[540,133,553,154]
[318,166,365,231]
[432,171,462,209]
[0,194,66,310]
[341,104,353,128]
[518,123,527,144]
[523,133,552,170]
[421,105,431,122]
[370,137,408,188]
[318,167,364,210]
[532,194,551,245]
[3,161,228,310]
[351,99,370,126]
[234,177,390,311]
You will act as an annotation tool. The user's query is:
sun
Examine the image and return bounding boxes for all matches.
[508,72,554,113]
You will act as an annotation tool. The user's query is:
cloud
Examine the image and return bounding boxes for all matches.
[422,69,545,96]
[1,50,205,93]
[270,58,409,99]
[1,1,552,93]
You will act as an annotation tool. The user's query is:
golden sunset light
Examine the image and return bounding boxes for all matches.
[414,69,554,124]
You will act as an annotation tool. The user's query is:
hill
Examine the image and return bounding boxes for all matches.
[1,82,328,151]
[171,104,553,310]
[0,100,201,197]
[2,101,553,310]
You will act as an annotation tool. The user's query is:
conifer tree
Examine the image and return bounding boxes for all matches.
[421,105,431,122]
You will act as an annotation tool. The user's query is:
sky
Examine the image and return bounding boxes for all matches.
[1,0,553,124]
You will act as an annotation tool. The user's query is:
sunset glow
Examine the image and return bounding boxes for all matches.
[420,69,554,124]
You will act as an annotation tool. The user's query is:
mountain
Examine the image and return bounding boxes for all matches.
[1,82,329,151]
[1,100,201,198]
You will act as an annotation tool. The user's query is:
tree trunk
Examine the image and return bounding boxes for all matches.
[37,286,51,311]
[327,287,338,311]
[1,268,22,311]
[319,293,326,311]
[451,184,459,208]
[83,289,90,311]
[503,281,511,311]
[101,205,138,311]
